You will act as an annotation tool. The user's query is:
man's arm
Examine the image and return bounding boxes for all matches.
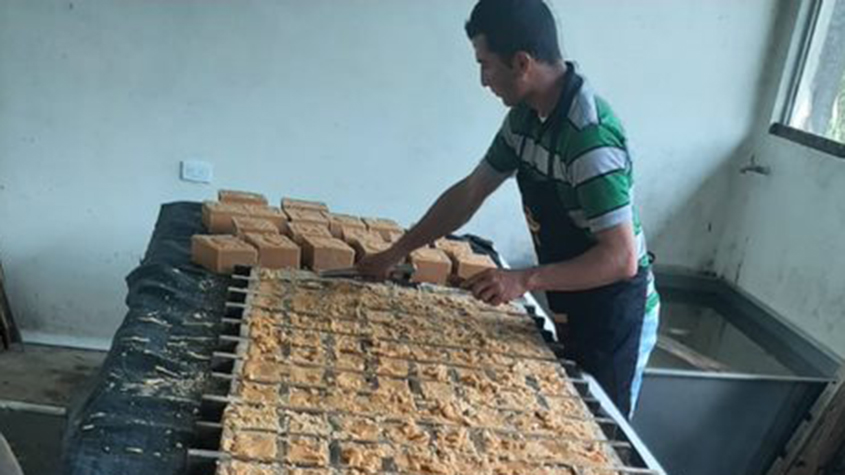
[465,221,638,306]
[356,162,510,278]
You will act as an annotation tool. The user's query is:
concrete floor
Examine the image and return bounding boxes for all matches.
[0,344,105,409]
[0,344,106,475]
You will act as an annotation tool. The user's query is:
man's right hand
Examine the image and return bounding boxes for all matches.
[355,161,509,281]
[355,248,406,280]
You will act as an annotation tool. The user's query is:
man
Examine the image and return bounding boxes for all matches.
[358,0,659,418]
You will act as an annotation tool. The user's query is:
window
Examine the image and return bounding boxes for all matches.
[775,0,845,156]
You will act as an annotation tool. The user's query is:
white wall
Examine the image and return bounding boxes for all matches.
[717,135,845,358]
[553,0,779,271]
[716,1,845,358]
[0,0,779,349]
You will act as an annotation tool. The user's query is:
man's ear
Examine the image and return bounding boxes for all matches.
[511,51,533,76]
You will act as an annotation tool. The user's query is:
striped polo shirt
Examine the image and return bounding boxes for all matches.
[484,64,650,270]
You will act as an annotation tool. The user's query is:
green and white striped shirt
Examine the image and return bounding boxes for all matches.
[484,71,650,269]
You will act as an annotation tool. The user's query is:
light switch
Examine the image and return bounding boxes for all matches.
[181,160,213,183]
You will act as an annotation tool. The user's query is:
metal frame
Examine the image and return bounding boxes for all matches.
[523,290,667,474]
[773,0,845,157]
[653,268,840,378]
[641,267,840,475]
[767,366,845,475]
[186,266,667,475]
[770,123,845,159]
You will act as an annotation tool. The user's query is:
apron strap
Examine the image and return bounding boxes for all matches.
[518,62,584,180]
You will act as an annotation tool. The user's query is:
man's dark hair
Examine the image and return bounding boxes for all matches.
[465,0,562,64]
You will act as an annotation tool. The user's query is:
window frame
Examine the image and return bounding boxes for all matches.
[772,0,845,158]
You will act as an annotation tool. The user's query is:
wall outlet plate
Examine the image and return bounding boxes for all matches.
[181,160,213,184]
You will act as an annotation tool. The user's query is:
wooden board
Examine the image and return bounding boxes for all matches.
[769,366,845,475]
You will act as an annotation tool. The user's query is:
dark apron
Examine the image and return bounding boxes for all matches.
[516,68,647,417]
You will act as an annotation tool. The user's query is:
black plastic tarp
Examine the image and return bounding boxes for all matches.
[62,202,228,475]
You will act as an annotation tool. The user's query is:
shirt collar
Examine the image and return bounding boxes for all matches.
[548,61,583,125]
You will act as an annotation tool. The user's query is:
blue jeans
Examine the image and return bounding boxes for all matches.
[629,272,660,417]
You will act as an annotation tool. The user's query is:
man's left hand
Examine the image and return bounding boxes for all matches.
[463,268,529,306]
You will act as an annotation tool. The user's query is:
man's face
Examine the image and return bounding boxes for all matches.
[472,35,526,107]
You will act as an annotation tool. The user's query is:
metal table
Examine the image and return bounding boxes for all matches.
[63,202,667,475]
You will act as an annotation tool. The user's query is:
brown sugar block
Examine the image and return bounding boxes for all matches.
[243,359,283,383]
[217,460,280,475]
[363,217,404,241]
[281,197,329,213]
[219,189,268,206]
[243,205,288,232]
[336,416,381,442]
[285,208,329,227]
[244,233,301,269]
[289,470,330,475]
[434,238,474,260]
[226,431,279,462]
[287,470,330,475]
[191,235,257,274]
[300,236,355,272]
[342,227,389,262]
[285,436,329,467]
[342,227,385,246]
[455,253,497,280]
[327,213,366,238]
[287,410,331,436]
[409,248,452,285]
[340,443,387,472]
[233,217,280,237]
[223,404,281,432]
[202,201,252,234]
[349,238,391,262]
[288,221,333,245]
[238,381,280,404]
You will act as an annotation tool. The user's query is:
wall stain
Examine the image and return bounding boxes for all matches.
[733,236,751,284]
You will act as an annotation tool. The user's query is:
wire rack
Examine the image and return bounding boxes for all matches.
[187,266,664,475]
